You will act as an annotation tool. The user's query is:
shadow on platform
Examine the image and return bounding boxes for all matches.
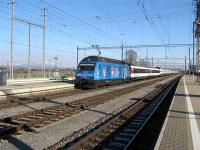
[7,135,33,150]
[175,93,200,98]
[169,109,200,116]
[168,115,200,120]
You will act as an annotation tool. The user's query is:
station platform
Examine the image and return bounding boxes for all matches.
[0,78,74,98]
[7,78,50,85]
[155,75,200,150]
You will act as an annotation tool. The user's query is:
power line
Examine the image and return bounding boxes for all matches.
[0,40,77,57]
[39,0,123,43]
[78,44,194,50]
[89,0,130,44]
[45,8,115,44]
[135,0,165,43]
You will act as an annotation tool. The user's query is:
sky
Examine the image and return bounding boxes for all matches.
[0,0,195,69]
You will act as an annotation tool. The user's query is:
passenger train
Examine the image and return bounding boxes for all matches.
[75,56,178,89]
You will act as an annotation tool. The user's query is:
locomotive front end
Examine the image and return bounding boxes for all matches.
[75,63,96,89]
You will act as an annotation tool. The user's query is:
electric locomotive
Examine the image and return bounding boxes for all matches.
[75,55,178,89]
[75,56,131,89]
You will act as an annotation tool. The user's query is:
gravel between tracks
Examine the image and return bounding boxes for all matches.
[0,77,175,150]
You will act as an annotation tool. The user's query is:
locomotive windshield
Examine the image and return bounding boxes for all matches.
[78,64,95,71]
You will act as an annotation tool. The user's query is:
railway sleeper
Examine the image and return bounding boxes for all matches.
[11,120,28,125]
[27,116,44,120]
[17,117,34,122]
[34,114,48,117]
[113,136,131,143]
[123,128,137,134]
[117,132,134,138]
[133,118,146,123]
[126,124,141,130]
[107,141,127,150]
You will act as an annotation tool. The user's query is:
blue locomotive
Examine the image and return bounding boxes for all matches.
[75,56,131,89]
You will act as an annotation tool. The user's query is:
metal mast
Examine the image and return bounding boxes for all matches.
[42,4,47,78]
[28,23,31,78]
[14,17,43,79]
[10,0,14,79]
[195,0,200,83]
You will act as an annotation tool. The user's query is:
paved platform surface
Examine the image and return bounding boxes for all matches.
[155,75,200,150]
[7,78,50,84]
[0,78,74,97]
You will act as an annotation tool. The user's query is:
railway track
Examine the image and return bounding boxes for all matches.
[0,75,177,139]
[48,76,180,150]
[0,75,172,109]
[0,88,83,109]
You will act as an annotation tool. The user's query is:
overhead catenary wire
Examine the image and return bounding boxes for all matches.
[89,0,130,45]
[135,0,166,43]
[39,0,123,43]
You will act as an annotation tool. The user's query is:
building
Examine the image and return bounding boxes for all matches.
[0,67,7,86]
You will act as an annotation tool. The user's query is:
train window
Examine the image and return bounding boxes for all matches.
[141,69,144,73]
[152,70,159,73]
[78,64,95,71]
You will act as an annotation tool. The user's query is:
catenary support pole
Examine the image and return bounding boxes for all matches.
[121,44,123,61]
[77,46,79,67]
[193,22,195,76]
[28,23,31,79]
[189,47,191,76]
[42,4,47,78]
[10,0,14,79]
[185,56,187,74]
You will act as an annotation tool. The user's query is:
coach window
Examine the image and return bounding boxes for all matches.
[135,68,138,73]
[79,65,95,71]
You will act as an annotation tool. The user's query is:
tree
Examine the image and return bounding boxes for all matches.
[125,49,138,65]
[138,58,149,67]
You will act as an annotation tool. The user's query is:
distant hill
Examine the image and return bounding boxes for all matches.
[13,63,75,70]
